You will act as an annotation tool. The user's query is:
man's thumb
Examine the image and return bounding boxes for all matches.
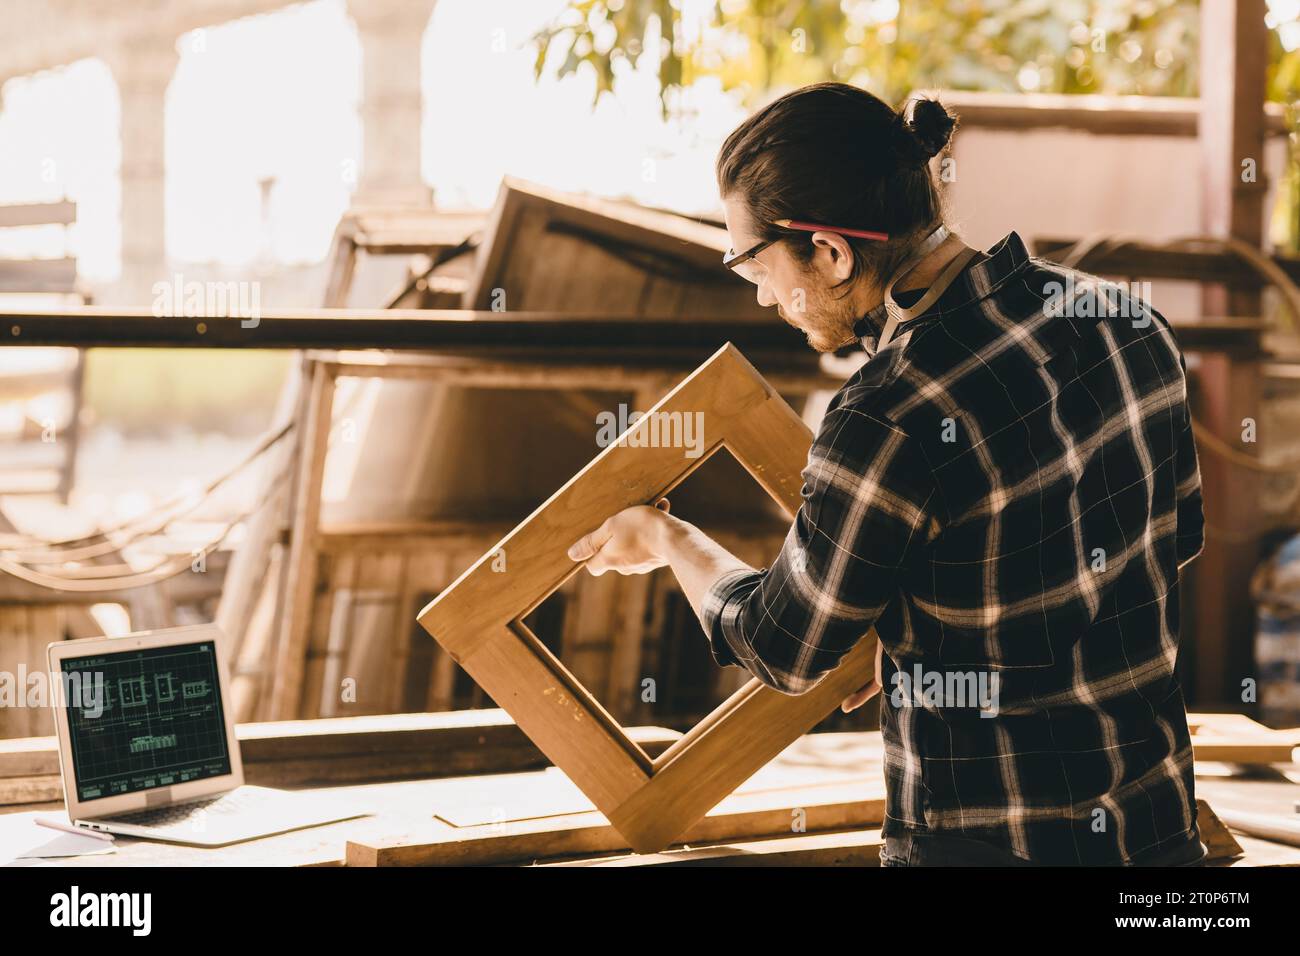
[568,520,612,562]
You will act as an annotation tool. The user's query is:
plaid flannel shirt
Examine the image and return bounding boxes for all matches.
[699,231,1205,865]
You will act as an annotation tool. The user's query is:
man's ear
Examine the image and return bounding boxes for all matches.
[809,230,855,282]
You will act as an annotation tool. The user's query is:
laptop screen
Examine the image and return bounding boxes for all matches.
[59,640,232,802]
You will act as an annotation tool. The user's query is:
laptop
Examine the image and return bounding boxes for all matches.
[47,623,368,846]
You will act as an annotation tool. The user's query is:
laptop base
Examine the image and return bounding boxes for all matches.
[78,785,367,847]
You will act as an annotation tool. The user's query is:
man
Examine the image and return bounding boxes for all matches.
[567,82,1207,866]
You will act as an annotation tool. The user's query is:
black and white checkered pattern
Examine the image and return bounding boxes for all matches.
[700,230,1205,864]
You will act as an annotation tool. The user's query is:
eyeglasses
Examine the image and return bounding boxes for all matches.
[722,237,781,284]
[723,219,890,285]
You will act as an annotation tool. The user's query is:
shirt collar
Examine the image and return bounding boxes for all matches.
[851,230,1032,342]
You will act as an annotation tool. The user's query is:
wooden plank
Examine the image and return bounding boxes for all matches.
[1189,7,1267,700]
[0,609,26,739]
[1190,351,1261,705]
[542,828,885,867]
[0,259,77,294]
[1200,0,1269,251]
[270,361,336,720]
[55,350,85,503]
[936,90,1288,138]
[0,201,76,228]
[1033,236,1300,288]
[345,207,485,254]
[344,551,405,715]
[0,735,60,778]
[244,723,678,790]
[1188,712,1281,735]
[300,554,345,717]
[0,774,63,807]
[23,606,61,737]
[230,545,282,723]
[399,551,450,711]
[314,351,839,392]
[1221,832,1300,866]
[218,360,301,671]
[347,778,885,866]
[554,798,1243,867]
[1187,711,1300,762]
[1214,807,1300,848]
[321,234,358,309]
[389,552,416,713]
[513,206,584,310]
[318,522,505,553]
[0,606,63,738]
[1191,737,1296,762]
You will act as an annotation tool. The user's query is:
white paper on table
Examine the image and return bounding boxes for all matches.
[0,815,116,864]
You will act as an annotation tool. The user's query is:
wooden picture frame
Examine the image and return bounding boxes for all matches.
[418,343,876,853]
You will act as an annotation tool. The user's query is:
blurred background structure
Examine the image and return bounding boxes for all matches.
[0,0,1299,744]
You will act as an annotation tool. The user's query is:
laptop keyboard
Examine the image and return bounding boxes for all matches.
[101,792,252,827]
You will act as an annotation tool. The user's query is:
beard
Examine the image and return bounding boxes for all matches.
[779,288,861,353]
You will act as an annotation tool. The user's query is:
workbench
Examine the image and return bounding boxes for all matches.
[3,717,1297,866]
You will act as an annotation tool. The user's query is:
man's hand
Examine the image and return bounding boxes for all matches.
[840,638,884,713]
[572,501,884,711]
[567,500,673,576]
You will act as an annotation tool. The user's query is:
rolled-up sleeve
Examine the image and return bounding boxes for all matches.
[700,567,762,668]
[697,402,935,695]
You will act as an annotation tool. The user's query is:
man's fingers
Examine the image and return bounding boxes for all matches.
[840,679,881,713]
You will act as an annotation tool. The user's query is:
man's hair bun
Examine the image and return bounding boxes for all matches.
[889,97,956,168]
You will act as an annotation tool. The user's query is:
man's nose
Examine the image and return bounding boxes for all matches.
[756,281,775,309]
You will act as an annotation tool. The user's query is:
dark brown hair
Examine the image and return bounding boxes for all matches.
[716,82,957,295]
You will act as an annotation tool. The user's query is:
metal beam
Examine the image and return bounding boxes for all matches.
[0,307,815,357]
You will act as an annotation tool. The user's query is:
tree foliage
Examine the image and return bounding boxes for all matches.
[531,0,1207,115]
[533,1,1300,247]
